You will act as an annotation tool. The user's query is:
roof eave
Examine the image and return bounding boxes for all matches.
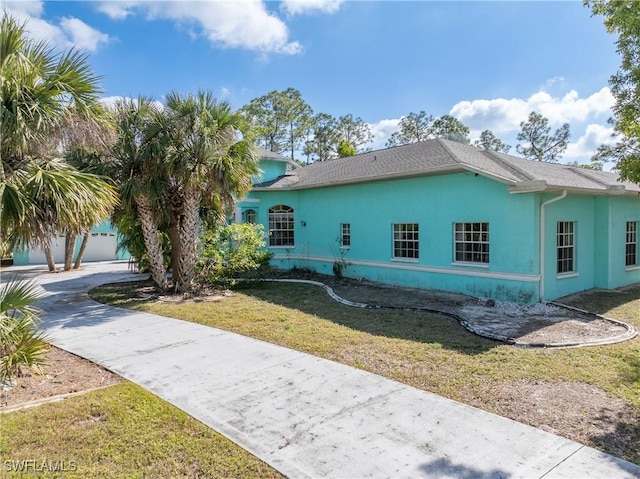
[509,181,637,196]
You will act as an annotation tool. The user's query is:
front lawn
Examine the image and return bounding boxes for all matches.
[1,382,283,478]
[90,281,640,465]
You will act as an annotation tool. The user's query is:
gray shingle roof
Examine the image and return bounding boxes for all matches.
[253,139,640,195]
[255,146,294,162]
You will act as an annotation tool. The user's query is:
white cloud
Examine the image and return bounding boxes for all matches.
[3,1,44,17]
[450,87,615,135]
[564,123,617,160]
[282,0,344,15]
[60,17,110,51]
[95,1,302,55]
[98,96,129,110]
[96,1,137,20]
[3,1,111,52]
[367,118,400,150]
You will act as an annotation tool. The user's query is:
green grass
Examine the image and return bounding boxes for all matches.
[90,280,640,464]
[1,382,283,478]
[92,281,640,406]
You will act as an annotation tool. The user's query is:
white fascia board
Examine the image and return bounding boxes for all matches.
[508,180,548,194]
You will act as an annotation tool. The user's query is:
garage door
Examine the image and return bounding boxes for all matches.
[82,232,119,262]
[27,232,119,264]
[28,234,66,264]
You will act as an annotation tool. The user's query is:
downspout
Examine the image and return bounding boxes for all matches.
[539,190,568,302]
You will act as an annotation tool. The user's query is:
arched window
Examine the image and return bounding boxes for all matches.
[268,205,294,246]
[244,209,256,224]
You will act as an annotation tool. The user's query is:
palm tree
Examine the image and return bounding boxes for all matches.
[111,98,169,290]
[62,107,119,270]
[0,13,115,379]
[0,13,116,269]
[0,279,47,384]
[162,91,260,292]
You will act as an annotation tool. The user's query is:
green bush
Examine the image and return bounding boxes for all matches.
[197,223,272,286]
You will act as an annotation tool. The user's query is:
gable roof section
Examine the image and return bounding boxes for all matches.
[253,139,639,196]
[255,146,298,166]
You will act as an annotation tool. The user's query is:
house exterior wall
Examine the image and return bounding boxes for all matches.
[540,193,640,300]
[593,195,640,289]
[541,193,597,300]
[243,172,543,303]
[257,159,289,183]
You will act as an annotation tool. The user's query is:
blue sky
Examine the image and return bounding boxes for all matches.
[6,1,621,165]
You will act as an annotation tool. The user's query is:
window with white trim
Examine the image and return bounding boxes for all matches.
[626,221,638,267]
[340,223,351,248]
[557,221,575,274]
[268,205,294,247]
[393,223,419,259]
[454,222,489,264]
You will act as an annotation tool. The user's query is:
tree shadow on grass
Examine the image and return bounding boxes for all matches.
[235,281,500,356]
[557,285,640,318]
[589,409,640,468]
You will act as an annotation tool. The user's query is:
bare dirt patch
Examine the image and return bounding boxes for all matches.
[487,379,639,461]
[1,345,122,410]
[272,270,635,347]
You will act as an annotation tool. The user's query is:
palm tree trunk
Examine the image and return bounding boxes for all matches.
[135,195,168,291]
[73,231,90,269]
[175,191,201,293]
[170,214,182,287]
[64,232,76,271]
[43,241,57,272]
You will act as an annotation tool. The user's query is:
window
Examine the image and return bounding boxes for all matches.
[393,223,419,259]
[268,205,294,246]
[626,221,638,267]
[340,223,351,248]
[557,221,575,274]
[454,222,489,264]
[244,209,256,224]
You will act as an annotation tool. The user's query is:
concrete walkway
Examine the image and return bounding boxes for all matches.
[4,262,640,478]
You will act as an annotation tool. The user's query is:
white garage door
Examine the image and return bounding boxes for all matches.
[28,232,119,264]
[28,234,66,264]
[82,232,119,262]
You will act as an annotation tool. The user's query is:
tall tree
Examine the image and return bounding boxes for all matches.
[0,13,110,380]
[386,112,471,147]
[431,115,470,143]
[303,113,339,163]
[61,106,119,270]
[516,111,570,162]
[0,13,117,271]
[239,90,287,153]
[336,114,373,151]
[386,111,435,147]
[473,130,512,153]
[111,98,169,290]
[587,1,640,183]
[163,91,260,293]
[241,88,313,161]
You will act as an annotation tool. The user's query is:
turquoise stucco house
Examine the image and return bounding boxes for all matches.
[236,139,640,303]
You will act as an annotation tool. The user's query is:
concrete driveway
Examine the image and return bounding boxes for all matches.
[5,261,640,478]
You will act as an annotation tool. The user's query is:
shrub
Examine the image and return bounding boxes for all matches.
[197,223,272,286]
